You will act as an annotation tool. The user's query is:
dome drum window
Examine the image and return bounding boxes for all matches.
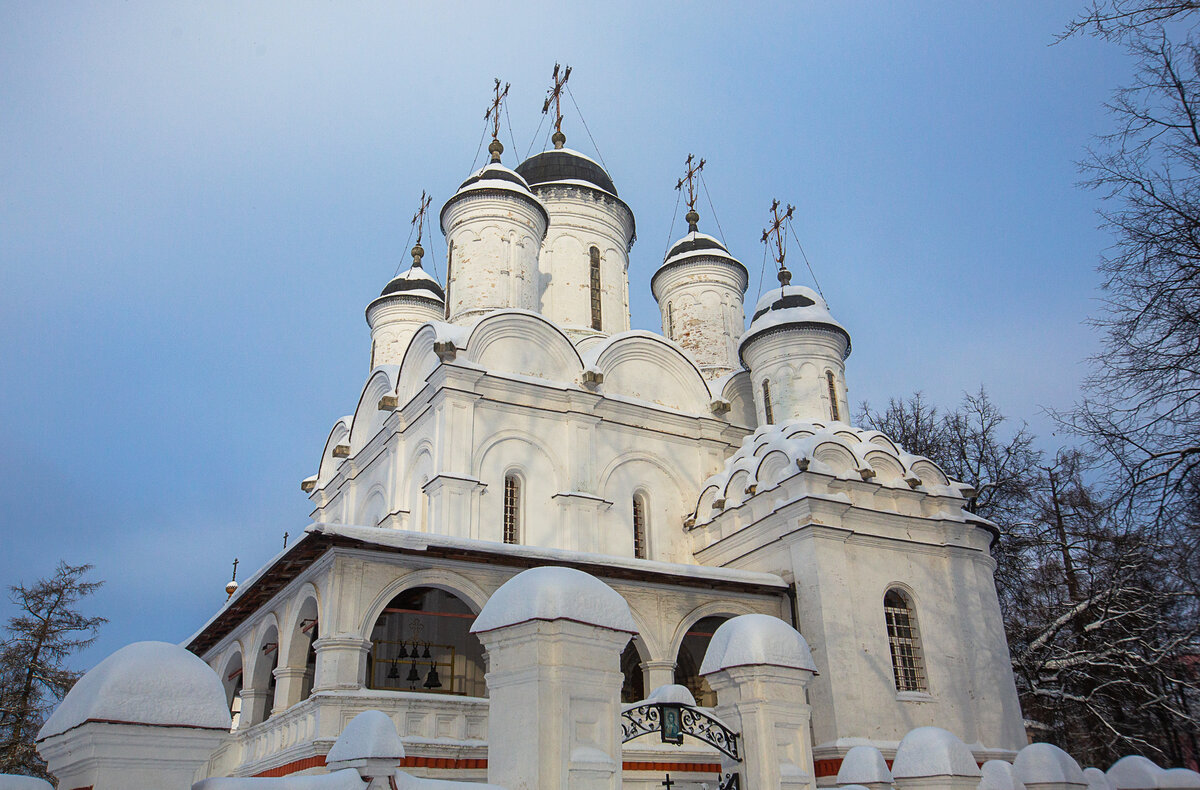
[504,474,521,544]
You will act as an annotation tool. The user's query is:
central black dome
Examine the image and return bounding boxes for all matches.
[516,149,617,196]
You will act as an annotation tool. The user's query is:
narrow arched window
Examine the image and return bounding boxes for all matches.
[666,302,674,340]
[884,589,926,692]
[827,370,840,421]
[503,474,521,544]
[445,241,454,319]
[632,493,648,559]
[762,379,775,424]
[589,246,602,330]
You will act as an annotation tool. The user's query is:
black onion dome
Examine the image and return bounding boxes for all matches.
[379,266,444,302]
[457,164,533,192]
[666,233,731,260]
[516,148,618,196]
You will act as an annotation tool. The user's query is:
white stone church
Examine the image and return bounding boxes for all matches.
[24,93,1083,790]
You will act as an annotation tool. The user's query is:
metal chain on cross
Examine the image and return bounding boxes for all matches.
[485,77,510,163]
[542,62,572,149]
[409,190,432,271]
[675,153,706,233]
[761,198,796,287]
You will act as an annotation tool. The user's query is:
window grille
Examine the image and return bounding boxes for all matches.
[589,246,602,330]
[503,474,521,544]
[884,589,927,692]
[762,379,775,424]
[827,370,840,421]
[633,494,648,559]
[445,241,454,319]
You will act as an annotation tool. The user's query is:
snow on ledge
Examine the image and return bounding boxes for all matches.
[470,566,636,634]
[0,777,55,790]
[837,745,894,786]
[38,641,230,740]
[1014,742,1086,787]
[698,613,816,674]
[325,710,404,764]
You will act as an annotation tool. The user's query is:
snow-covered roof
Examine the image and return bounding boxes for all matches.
[691,419,968,526]
[698,613,816,674]
[309,522,789,589]
[1161,769,1200,789]
[37,641,230,740]
[470,566,636,634]
[193,770,366,790]
[982,759,1028,790]
[1015,743,1086,787]
[440,162,548,228]
[325,710,405,764]
[837,745,894,786]
[890,726,982,779]
[738,285,851,362]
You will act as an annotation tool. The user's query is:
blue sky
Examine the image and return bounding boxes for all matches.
[0,2,1131,668]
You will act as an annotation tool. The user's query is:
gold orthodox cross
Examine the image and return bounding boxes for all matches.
[411,190,432,247]
[542,63,572,135]
[761,198,796,268]
[675,153,705,212]
[485,78,510,143]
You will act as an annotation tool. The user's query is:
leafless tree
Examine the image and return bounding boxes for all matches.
[0,562,105,778]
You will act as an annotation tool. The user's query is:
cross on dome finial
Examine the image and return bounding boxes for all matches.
[410,191,432,268]
[225,557,239,600]
[485,78,510,163]
[761,198,796,286]
[542,63,572,149]
[675,153,706,233]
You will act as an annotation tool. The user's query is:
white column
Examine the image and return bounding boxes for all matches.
[312,635,372,691]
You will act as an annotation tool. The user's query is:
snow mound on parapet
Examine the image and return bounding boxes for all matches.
[471,566,636,633]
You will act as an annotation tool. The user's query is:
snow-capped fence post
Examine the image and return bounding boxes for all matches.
[470,567,637,790]
[700,614,819,790]
[35,642,232,790]
[890,726,981,790]
[1013,742,1087,790]
[836,744,895,790]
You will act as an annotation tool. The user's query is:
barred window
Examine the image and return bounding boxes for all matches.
[503,474,521,544]
[885,589,927,692]
[666,302,674,339]
[632,493,648,559]
[762,379,775,424]
[589,246,602,330]
[827,370,840,421]
[445,241,454,319]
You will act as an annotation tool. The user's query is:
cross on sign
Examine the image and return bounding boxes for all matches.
[661,774,674,789]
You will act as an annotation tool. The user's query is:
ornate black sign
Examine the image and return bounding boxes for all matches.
[620,702,741,761]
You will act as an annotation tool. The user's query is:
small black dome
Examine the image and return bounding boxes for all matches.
[516,149,618,196]
[665,234,730,260]
[380,270,444,301]
[457,165,532,192]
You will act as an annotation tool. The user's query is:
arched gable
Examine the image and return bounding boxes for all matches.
[593,332,712,414]
[348,367,399,454]
[465,310,583,384]
[317,417,353,485]
[720,370,757,428]
[395,323,451,409]
[356,485,388,527]
[358,568,490,639]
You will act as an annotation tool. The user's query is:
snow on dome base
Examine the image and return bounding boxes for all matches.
[891,727,981,779]
[326,710,405,764]
[37,641,230,740]
[698,613,816,674]
[739,285,851,361]
[1014,743,1086,787]
[470,566,636,634]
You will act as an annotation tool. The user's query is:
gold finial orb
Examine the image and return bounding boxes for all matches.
[488,139,504,163]
[225,579,239,598]
[411,243,425,267]
[685,209,700,233]
[552,130,566,149]
[778,266,793,287]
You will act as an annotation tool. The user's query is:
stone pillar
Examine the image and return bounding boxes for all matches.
[272,665,309,711]
[237,687,270,729]
[641,659,677,694]
[471,566,637,790]
[312,635,373,691]
[39,721,229,790]
[700,614,819,790]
